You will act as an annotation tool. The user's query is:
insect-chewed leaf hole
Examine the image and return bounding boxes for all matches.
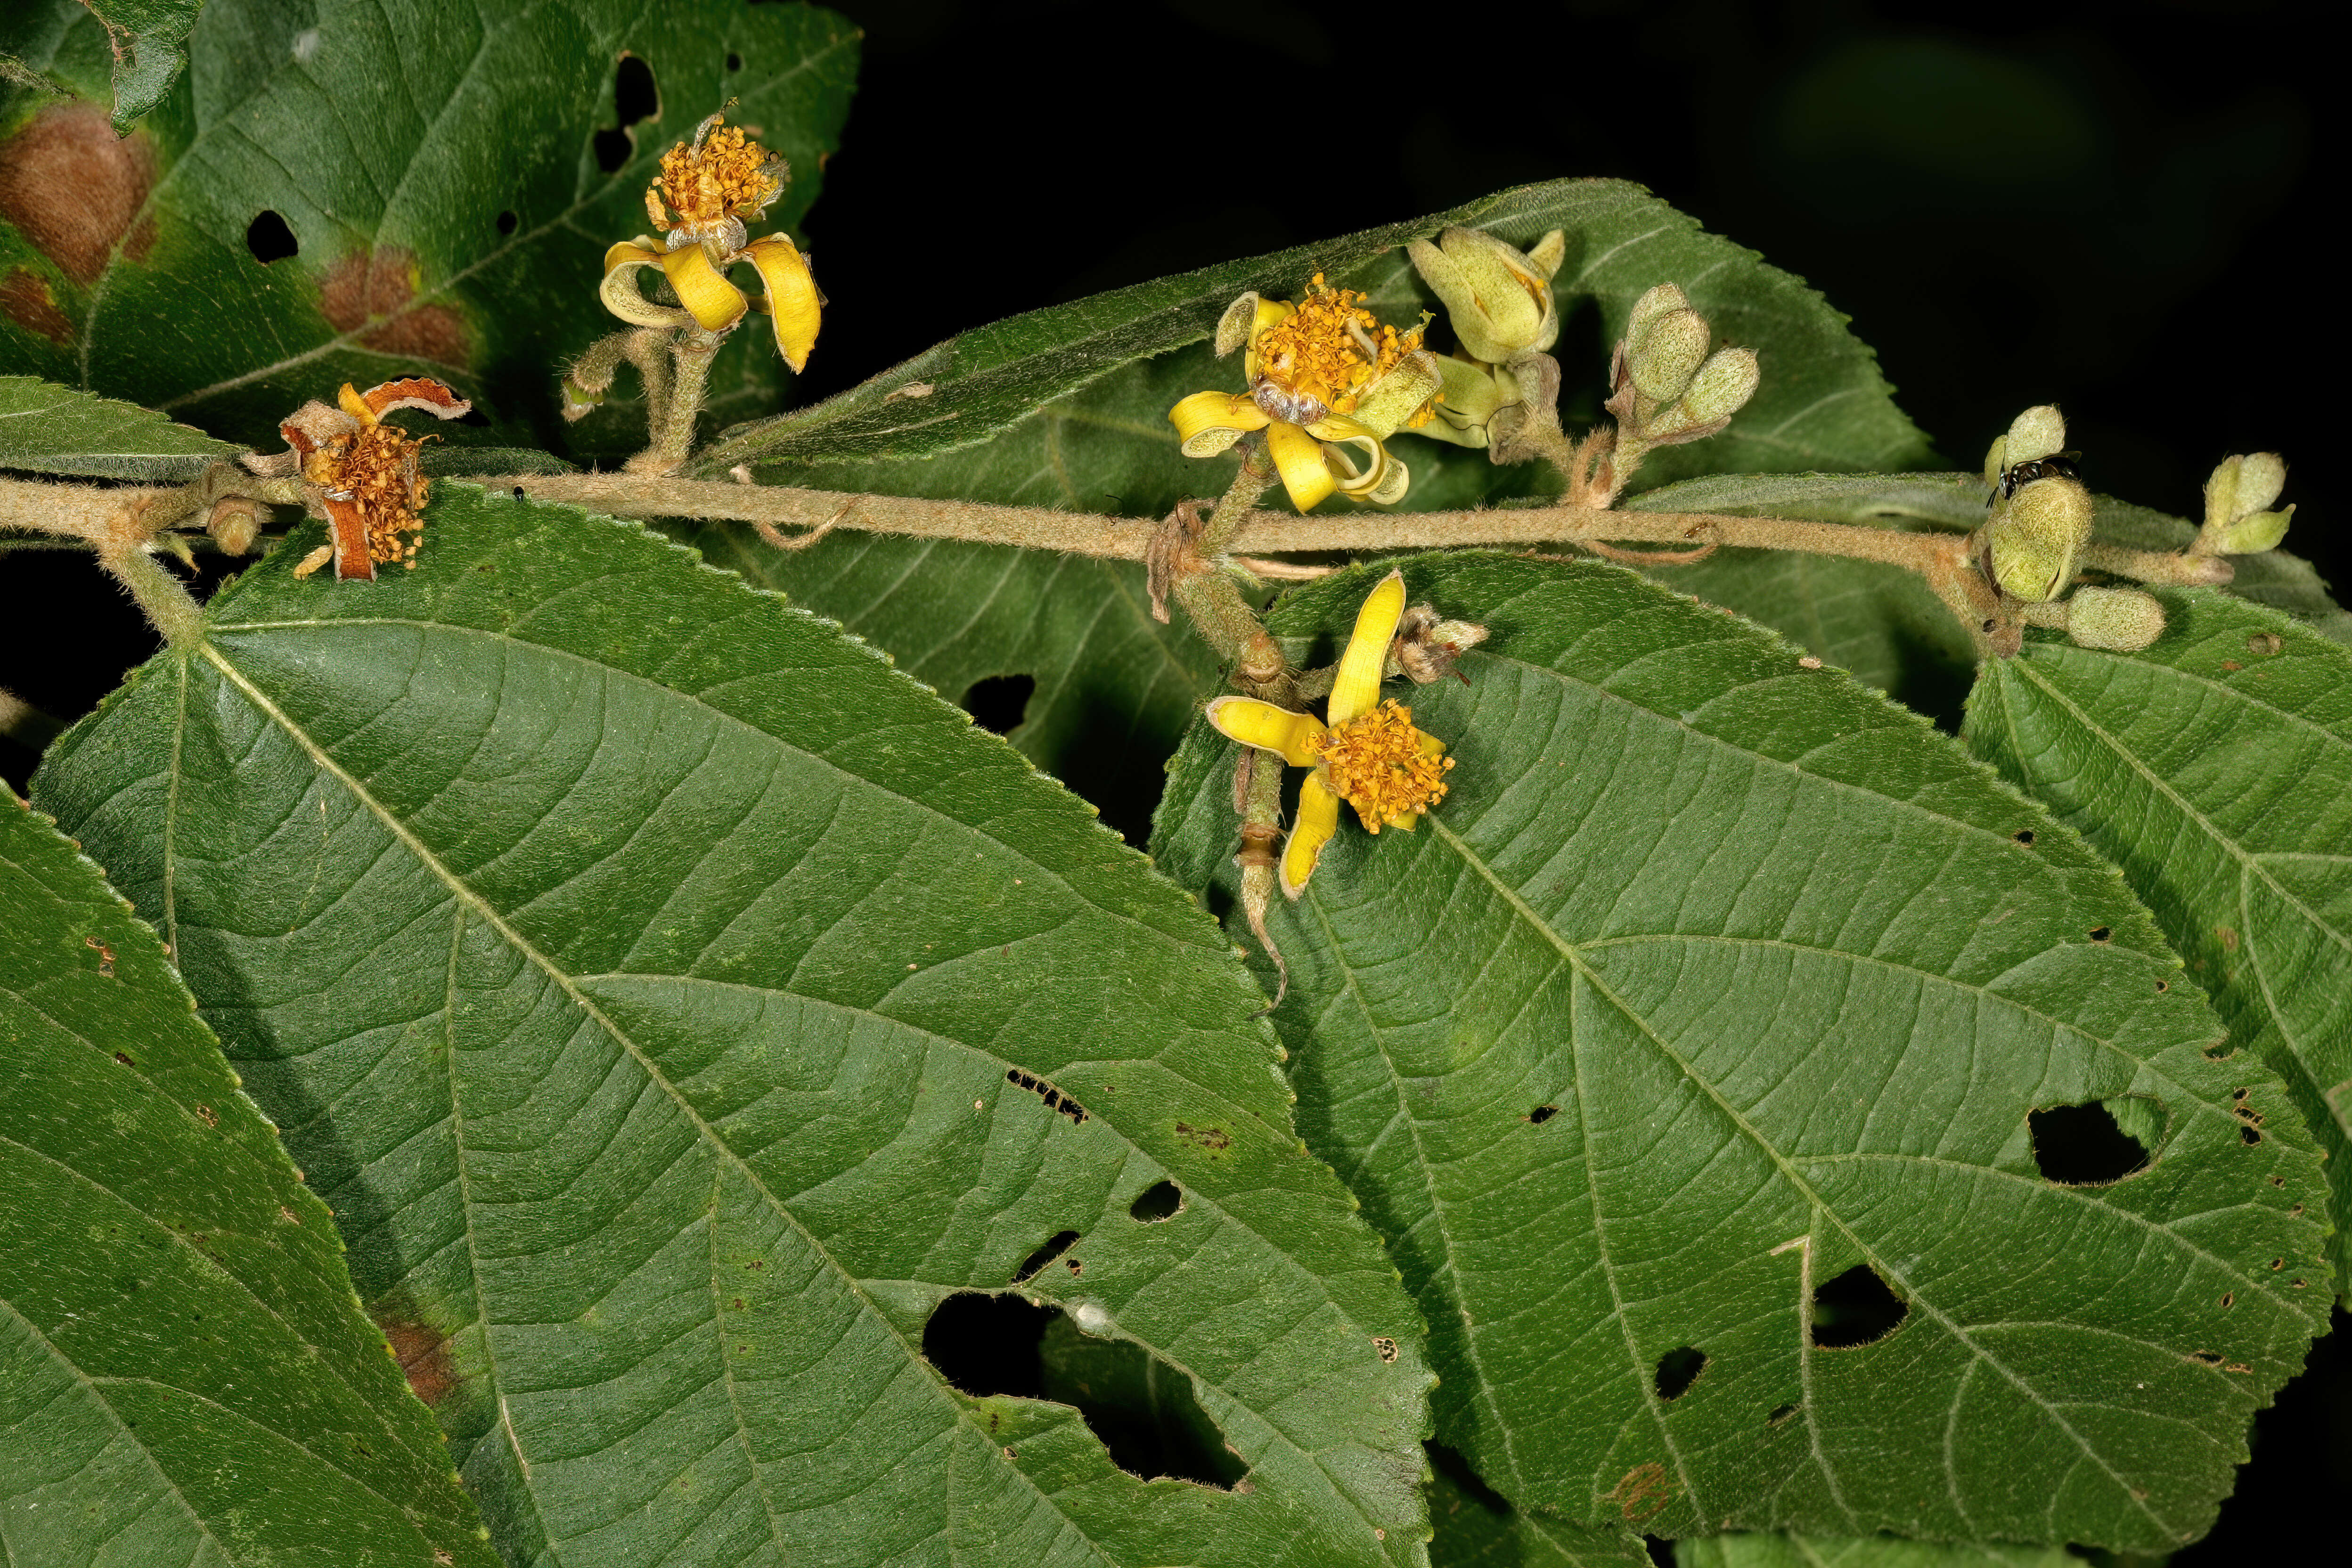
[1012,1230,1078,1283]
[1006,1068,1086,1124]
[2088,925,2112,942]
[963,673,1036,735]
[1765,1403,1798,1425]
[1128,1180,1182,1222]
[2012,829,2036,845]
[922,1292,1246,1489]
[1653,1346,1707,1400]
[1527,1104,1560,1125]
[594,54,660,173]
[245,210,297,264]
[2029,1097,2157,1184]
[1810,1264,1908,1348]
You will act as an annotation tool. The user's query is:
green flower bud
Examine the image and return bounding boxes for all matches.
[1347,348,1446,440]
[1629,308,1711,403]
[2066,587,2166,652]
[1406,226,1564,364]
[2217,504,2295,555]
[1981,434,2008,490]
[1988,475,2094,602]
[2197,452,2291,554]
[2003,405,2067,467]
[1624,283,1689,348]
[1679,347,1760,426]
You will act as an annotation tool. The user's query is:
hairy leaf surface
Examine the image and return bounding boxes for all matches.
[34,488,1434,1568]
[0,0,854,451]
[0,793,499,1568]
[1150,554,2330,1549]
[1426,1458,1650,1568]
[677,180,1931,822]
[0,371,240,478]
[1966,590,2352,1286]
[1677,1536,2076,1568]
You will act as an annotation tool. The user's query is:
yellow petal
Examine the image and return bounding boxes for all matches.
[603,239,661,275]
[335,382,374,425]
[1241,295,1295,381]
[1281,774,1341,899]
[1204,696,1325,767]
[743,236,822,371]
[661,244,750,332]
[599,245,692,329]
[1328,569,1408,725]
[1169,390,1269,457]
[1265,418,1336,513]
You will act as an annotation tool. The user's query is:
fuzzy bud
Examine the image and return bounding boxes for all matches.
[2066,587,2166,652]
[1628,308,1712,403]
[1390,603,1490,685]
[1679,348,1760,425]
[1408,227,1564,364]
[205,496,262,556]
[2198,452,2292,555]
[1988,475,2094,602]
[2003,405,2067,467]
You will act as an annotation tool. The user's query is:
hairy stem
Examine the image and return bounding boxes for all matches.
[103,547,205,648]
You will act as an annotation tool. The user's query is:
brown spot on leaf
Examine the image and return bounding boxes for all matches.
[0,103,157,283]
[84,935,115,977]
[194,1103,217,1126]
[379,1316,459,1405]
[1174,1121,1232,1152]
[1608,1461,1674,1523]
[2216,925,2240,952]
[319,246,471,367]
[0,267,71,342]
[1372,1336,1399,1363]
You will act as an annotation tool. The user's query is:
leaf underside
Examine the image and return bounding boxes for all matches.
[34,488,1435,1568]
[0,371,242,479]
[1150,553,2331,1551]
[1966,590,2352,1288]
[1,794,500,1567]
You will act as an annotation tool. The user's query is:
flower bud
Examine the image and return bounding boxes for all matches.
[2003,405,2067,467]
[1415,355,1514,449]
[2066,587,2166,652]
[1628,307,1711,403]
[1407,226,1564,365]
[1679,347,1760,425]
[1624,283,1689,347]
[2198,452,2291,555]
[1988,475,2094,602]
[206,496,261,556]
[1390,603,1490,685]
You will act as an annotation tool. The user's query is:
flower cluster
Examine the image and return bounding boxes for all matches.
[240,377,473,581]
[1206,571,1454,895]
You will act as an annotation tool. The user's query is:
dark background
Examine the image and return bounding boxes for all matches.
[5,3,2344,1553]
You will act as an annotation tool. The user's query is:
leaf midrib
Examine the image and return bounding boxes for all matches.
[191,637,1404,1555]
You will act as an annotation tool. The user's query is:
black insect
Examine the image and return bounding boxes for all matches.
[1987,451,2081,507]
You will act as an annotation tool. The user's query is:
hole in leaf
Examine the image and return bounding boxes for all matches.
[496,209,517,235]
[245,210,297,264]
[1766,1403,1797,1424]
[2012,829,2035,846]
[1006,1068,1086,1124]
[2242,1125,2262,1145]
[1129,1180,1181,1222]
[2029,1099,2154,1184]
[1012,1230,1078,1284]
[1653,1346,1706,1401]
[1643,1540,1674,1567]
[922,1292,1246,1488]
[1810,1264,1907,1348]
[593,54,659,173]
[1528,1104,1559,1125]
[964,673,1035,735]
[2088,926,2111,943]
[726,51,743,71]
[2156,979,2170,992]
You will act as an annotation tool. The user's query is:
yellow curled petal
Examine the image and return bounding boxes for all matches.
[1281,774,1342,899]
[1265,418,1336,513]
[661,244,750,332]
[1241,295,1295,380]
[603,239,661,275]
[744,236,822,372]
[1169,391,1269,457]
[600,247,693,329]
[1328,569,1408,725]
[1204,696,1326,767]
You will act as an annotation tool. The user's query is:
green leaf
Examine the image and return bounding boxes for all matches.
[33,487,1436,1568]
[1964,590,2352,1289]
[0,371,241,478]
[0,793,499,1567]
[1676,1535,2077,1568]
[1619,473,2348,725]
[1149,553,2332,1551]
[1427,1454,1650,1568]
[0,0,856,452]
[675,180,1932,823]
[82,0,202,129]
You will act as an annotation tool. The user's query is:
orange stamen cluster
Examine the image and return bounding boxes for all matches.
[322,422,432,568]
[1314,700,1454,832]
[651,117,782,236]
[1255,273,1424,416]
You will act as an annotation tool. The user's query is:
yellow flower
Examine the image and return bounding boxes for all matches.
[1204,570,1456,897]
[1168,276,1443,511]
[599,114,822,371]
